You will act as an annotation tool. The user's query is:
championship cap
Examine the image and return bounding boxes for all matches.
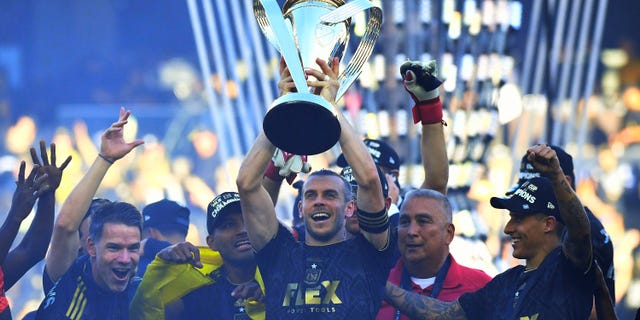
[506,145,575,195]
[490,177,563,223]
[207,192,242,234]
[142,199,190,234]
[339,165,389,199]
[336,139,401,171]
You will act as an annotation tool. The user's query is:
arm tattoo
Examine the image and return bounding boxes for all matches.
[386,282,466,320]
[555,179,592,269]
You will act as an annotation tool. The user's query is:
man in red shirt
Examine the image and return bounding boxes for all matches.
[376,189,492,319]
[376,60,491,319]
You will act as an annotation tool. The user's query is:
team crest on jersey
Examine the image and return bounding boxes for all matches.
[232,300,250,320]
[305,262,322,285]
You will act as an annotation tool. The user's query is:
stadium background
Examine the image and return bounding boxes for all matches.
[1,0,640,317]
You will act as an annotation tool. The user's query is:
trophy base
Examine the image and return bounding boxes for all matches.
[264,93,341,155]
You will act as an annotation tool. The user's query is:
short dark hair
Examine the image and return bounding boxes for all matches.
[79,198,112,239]
[306,169,352,201]
[89,201,143,242]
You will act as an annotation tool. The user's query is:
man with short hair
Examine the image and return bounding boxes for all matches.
[237,57,394,318]
[385,145,595,320]
[131,192,264,320]
[42,198,112,295]
[136,199,190,277]
[377,189,491,320]
[37,201,143,319]
[376,60,491,320]
[37,107,144,319]
[508,144,615,317]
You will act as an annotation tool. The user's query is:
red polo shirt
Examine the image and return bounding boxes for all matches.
[376,254,491,320]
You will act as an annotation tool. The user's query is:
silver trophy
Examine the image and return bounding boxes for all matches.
[254,0,382,155]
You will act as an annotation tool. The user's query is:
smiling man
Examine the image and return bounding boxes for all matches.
[236,58,394,319]
[376,189,491,320]
[37,201,143,319]
[384,145,595,320]
[36,107,144,319]
[130,192,265,320]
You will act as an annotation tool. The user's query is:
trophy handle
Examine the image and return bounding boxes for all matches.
[320,0,383,100]
[254,0,309,92]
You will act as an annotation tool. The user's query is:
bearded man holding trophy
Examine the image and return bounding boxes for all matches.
[236,0,395,319]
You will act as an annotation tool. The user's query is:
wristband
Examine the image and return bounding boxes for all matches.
[412,98,443,125]
[264,161,285,182]
[98,153,115,165]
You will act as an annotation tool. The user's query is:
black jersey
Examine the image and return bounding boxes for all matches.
[179,267,254,319]
[459,247,594,320]
[36,255,137,320]
[257,224,395,319]
[583,207,615,300]
[135,238,171,279]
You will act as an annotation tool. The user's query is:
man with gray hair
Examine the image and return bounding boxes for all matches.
[376,188,491,320]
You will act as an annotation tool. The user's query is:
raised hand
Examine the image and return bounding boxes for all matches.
[99,106,145,162]
[231,281,264,302]
[400,60,444,125]
[30,140,72,194]
[400,60,442,101]
[278,56,297,96]
[525,144,564,182]
[304,57,340,104]
[10,161,46,222]
[157,242,203,268]
[264,149,311,185]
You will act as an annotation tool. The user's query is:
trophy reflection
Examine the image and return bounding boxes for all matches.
[254,0,382,155]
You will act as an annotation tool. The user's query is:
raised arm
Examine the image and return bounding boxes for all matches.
[400,60,448,194]
[237,132,279,251]
[237,59,307,250]
[526,144,592,271]
[385,282,467,320]
[2,141,71,290]
[306,58,388,249]
[0,162,44,267]
[45,107,144,282]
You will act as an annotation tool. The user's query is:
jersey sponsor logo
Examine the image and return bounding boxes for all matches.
[519,313,539,320]
[281,281,342,314]
[280,260,343,314]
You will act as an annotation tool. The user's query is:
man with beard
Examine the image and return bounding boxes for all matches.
[130,192,265,320]
[236,57,394,319]
[36,107,144,319]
